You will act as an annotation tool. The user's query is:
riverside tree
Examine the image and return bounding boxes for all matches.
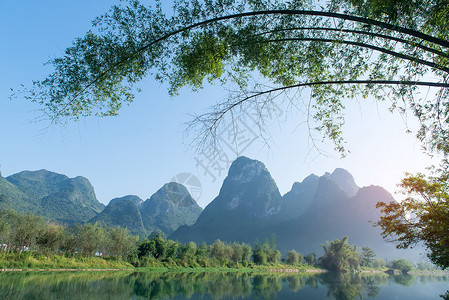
[377,173,449,269]
[390,258,414,274]
[15,0,449,267]
[320,237,360,272]
[286,249,303,265]
[359,246,376,267]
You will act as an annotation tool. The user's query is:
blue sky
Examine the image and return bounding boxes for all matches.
[0,1,436,207]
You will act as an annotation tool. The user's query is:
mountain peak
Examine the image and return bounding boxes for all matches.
[325,168,359,197]
[3,169,104,223]
[158,182,197,207]
[202,157,282,218]
[109,195,143,206]
[227,156,268,184]
[8,169,69,183]
[139,182,202,236]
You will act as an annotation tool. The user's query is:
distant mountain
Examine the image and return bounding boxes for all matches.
[89,195,147,237]
[0,175,37,212]
[171,156,424,260]
[0,170,104,223]
[90,183,203,238]
[274,182,406,259]
[0,168,202,237]
[280,174,319,220]
[171,156,283,243]
[140,182,203,236]
[325,168,359,197]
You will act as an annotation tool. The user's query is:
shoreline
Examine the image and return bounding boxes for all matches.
[0,268,134,272]
[1,266,446,275]
[0,267,324,273]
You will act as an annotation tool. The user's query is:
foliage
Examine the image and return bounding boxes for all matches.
[13,0,448,157]
[360,246,376,267]
[72,223,107,256]
[376,173,449,269]
[0,252,132,269]
[106,226,138,258]
[304,253,317,266]
[136,236,254,268]
[370,258,386,269]
[0,209,138,262]
[37,222,66,254]
[389,258,414,274]
[252,238,281,265]
[286,249,303,265]
[320,237,360,272]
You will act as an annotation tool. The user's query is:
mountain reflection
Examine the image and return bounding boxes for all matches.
[0,270,447,300]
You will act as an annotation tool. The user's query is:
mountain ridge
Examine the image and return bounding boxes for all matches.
[1,169,104,223]
[170,156,423,260]
[0,170,202,237]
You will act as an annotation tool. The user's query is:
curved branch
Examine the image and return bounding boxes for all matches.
[255,27,449,59]
[59,9,449,114]
[209,80,449,130]
[260,37,449,74]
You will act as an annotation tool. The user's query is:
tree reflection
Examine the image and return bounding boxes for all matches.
[319,272,389,300]
[0,271,134,300]
[320,272,363,300]
[287,276,306,292]
[392,274,415,287]
[252,275,282,299]
[0,270,448,299]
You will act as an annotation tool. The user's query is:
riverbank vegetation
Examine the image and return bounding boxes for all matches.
[0,209,442,273]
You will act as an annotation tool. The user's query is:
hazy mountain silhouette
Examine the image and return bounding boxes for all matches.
[171,156,424,260]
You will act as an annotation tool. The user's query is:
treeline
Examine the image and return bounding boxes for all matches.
[134,235,304,268]
[136,236,252,268]
[0,209,137,259]
[0,209,313,269]
[0,209,433,272]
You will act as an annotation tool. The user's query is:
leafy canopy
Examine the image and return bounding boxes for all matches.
[17,0,449,156]
[320,236,360,272]
[377,173,449,269]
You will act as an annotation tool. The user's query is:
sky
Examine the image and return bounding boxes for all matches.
[0,1,437,208]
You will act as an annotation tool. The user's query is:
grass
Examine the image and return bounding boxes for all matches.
[1,251,358,274]
[0,252,133,270]
[1,252,326,273]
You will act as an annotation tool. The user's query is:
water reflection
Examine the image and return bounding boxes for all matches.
[0,270,447,300]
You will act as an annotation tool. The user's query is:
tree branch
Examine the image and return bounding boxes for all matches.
[255,27,449,59]
[207,80,449,131]
[52,9,449,120]
[259,37,449,74]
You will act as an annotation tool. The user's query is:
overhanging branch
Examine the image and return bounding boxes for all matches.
[208,80,449,130]
[255,27,449,59]
[56,9,449,118]
[260,37,449,74]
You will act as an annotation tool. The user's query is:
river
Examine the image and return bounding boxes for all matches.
[0,270,447,299]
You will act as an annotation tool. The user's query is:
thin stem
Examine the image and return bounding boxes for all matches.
[209,80,449,130]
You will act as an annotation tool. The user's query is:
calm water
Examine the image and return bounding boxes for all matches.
[0,270,447,300]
